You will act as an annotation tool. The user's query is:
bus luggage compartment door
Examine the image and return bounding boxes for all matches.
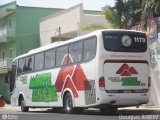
[104,62,149,93]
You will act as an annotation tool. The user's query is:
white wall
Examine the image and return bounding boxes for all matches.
[40,5,82,46]
[40,4,110,46]
[148,38,160,106]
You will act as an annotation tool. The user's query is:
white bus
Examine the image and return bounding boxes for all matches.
[10,29,150,114]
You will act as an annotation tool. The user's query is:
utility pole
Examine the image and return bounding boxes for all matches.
[77,22,80,37]
[58,27,61,41]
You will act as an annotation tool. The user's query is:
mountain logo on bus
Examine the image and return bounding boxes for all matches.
[115,64,143,86]
[55,54,89,98]
[116,63,138,76]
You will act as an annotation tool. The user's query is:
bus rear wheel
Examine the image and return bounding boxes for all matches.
[20,97,29,112]
[63,93,74,114]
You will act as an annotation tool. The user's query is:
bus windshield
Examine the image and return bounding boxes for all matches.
[102,31,147,52]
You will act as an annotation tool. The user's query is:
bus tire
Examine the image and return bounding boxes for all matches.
[100,106,117,115]
[20,97,29,112]
[63,93,74,114]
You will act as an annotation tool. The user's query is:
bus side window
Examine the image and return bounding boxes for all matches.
[69,41,82,63]
[56,45,68,66]
[25,56,34,72]
[83,37,97,61]
[11,60,17,92]
[17,58,26,74]
[35,53,44,71]
[45,49,55,69]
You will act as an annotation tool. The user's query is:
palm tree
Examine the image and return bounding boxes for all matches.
[102,6,121,28]
[142,0,160,20]
[103,0,142,29]
[115,0,142,28]
[82,0,160,31]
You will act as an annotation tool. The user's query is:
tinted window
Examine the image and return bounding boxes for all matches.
[17,58,25,73]
[56,46,68,66]
[103,31,147,52]
[45,49,55,68]
[35,53,44,71]
[69,41,82,63]
[24,56,34,72]
[83,37,97,61]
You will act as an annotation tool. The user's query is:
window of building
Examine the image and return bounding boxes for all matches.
[45,49,55,69]
[83,37,97,61]
[5,75,9,84]
[69,41,82,63]
[9,48,13,58]
[35,53,44,71]
[17,58,25,73]
[56,46,68,66]
[24,56,34,72]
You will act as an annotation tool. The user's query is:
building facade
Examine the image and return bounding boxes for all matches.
[0,1,61,102]
[40,4,111,46]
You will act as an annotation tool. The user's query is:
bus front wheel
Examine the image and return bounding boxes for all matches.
[20,97,29,112]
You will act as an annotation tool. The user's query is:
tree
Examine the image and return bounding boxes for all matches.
[102,6,121,28]
[123,0,142,28]
[103,0,142,29]
[142,0,160,20]
[82,0,160,31]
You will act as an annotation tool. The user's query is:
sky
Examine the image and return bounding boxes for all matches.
[0,0,115,10]
[82,0,115,10]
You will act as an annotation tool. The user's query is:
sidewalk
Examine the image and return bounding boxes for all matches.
[0,104,49,112]
[119,106,160,110]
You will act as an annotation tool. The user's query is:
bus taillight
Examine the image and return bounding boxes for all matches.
[148,76,151,88]
[99,77,105,88]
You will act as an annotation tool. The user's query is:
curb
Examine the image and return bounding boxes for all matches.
[119,106,160,110]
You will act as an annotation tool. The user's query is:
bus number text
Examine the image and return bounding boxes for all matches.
[134,37,146,43]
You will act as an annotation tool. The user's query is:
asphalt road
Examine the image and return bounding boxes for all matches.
[0,106,160,120]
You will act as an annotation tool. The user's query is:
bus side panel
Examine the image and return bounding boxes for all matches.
[26,70,63,107]
[74,59,97,107]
